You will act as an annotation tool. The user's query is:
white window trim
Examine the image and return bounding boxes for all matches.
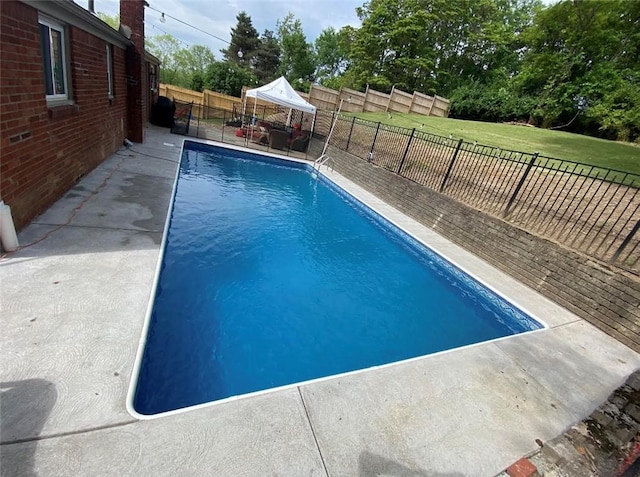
[106,43,114,98]
[39,15,69,102]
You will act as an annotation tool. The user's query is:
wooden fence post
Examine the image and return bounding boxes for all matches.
[386,85,395,112]
[409,91,417,114]
[428,94,436,116]
[363,84,370,113]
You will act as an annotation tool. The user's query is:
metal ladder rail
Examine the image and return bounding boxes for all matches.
[313,154,333,175]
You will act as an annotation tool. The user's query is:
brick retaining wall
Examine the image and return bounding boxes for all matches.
[309,140,640,353]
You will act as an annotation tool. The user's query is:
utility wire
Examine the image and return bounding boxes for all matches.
[146,4,231,45]
[145,21,190,47]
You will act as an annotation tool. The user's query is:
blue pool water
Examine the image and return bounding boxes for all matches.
[133,141,543,415]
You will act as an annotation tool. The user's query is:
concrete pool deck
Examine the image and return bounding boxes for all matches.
[1,126,639,476]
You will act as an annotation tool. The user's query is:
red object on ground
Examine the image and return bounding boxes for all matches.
[506,458,539,477]
[617,441,640,476]
[235,128,245,137]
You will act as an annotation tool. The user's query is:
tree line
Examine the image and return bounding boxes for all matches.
[111,0,640,142]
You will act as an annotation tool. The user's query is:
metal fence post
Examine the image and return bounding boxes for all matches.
[221,109,225,142]
[331,111,335,138]
[396,128,416,175]
[440,138,464,192]
[346,116,356,151]
[504,152,539,217]
[611,219,639,264]
[369,122,381,162]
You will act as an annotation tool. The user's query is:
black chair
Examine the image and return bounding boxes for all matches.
[290,134,309,152]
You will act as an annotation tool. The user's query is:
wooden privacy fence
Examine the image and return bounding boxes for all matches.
[159,84,258,119]
[307,84,450,117]
[160,83,450,118]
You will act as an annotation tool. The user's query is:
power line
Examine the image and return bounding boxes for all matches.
[146,4,231,45]
[145,21,190,47]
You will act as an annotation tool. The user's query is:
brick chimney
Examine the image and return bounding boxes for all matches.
[120,0,146,143]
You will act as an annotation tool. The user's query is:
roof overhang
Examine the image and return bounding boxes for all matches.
[20,0,132,48]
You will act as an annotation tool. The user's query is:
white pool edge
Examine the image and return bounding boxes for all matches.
[126,137,550,421]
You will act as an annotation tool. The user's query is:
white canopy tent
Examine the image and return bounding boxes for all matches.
[244,76,316,114]
[243,77,317,137]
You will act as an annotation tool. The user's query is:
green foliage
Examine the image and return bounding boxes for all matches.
[514,0,640,141]
[253,30,280,82]
[203,61,258,97]
[96,12,119,30]
[276,13,315,82]
[314,26,353,81]
[141,0,639,143]
[146,34,215,90]
[221,11,260,67]
[146,34,190,87]
[349,0,541,95]
[190,72,204,92]
[449,82,537,123]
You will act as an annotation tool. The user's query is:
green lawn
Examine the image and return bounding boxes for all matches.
[349,112,640,176]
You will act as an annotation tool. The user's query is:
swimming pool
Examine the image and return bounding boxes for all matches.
[130,140,544,416]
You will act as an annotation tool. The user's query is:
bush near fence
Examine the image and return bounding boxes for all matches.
[312,110,639,274]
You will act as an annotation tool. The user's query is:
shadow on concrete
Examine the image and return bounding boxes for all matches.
[358,451,465,477]
[1,379,57,477]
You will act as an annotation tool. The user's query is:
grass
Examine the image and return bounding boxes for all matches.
[349,112,640,176]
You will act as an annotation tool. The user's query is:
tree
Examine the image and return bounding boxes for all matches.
[146,34,190,87]
[254,30,281,83]
[203,61,258,97]
[515,0,640,140]
[314,26,353,82]
[177,44,215,91]
[276,13,315,83]
[221,11,260,68]
[348,0,541,95]
[97,12,119,30]
[348,0,437,93]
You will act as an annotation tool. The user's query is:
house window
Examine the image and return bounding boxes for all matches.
[39,17,68,100]
[106,43,114,97]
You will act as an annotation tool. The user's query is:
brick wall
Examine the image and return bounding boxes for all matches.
[120,0,145,143]
[309,140,640,353]
[0,1,128,230]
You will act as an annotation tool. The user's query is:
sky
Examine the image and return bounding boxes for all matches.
[79,0,363,54]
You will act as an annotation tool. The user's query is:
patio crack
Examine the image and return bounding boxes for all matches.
[0,420,139,446]
[298,387,330,477]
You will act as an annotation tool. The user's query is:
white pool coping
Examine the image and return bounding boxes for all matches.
[126,137,552,420]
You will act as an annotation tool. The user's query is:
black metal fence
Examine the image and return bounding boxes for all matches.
[169,100,314,157]
[166,101,639,273]
[312,111,639,274]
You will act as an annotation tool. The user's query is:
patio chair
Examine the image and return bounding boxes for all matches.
[290,133,310,152]
[251,125,270,145]
[269,130,288,150]
[171,101,193,135]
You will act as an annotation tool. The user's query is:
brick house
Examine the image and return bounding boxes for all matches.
[0,0,158,231]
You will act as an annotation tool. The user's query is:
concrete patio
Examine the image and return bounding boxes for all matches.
[1,125,639,476]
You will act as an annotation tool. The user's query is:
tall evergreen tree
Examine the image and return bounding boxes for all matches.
[222,11,260,67]
[254,30,281,83]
